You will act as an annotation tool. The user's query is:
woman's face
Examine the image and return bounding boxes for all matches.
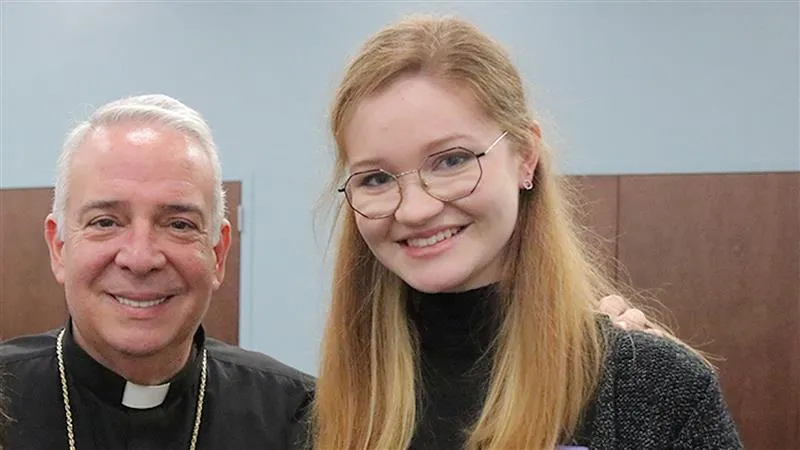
[343,75,537,293]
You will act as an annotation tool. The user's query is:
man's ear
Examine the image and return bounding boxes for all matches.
[211,219,232,291]
[44,214,66,284]
[518,121,542,187]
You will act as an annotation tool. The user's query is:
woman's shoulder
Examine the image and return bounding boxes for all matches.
[600,325,725,419]
[604,326,716,388]
[578,324,743,449]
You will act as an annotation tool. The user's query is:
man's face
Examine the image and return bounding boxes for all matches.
[45,121,231,364]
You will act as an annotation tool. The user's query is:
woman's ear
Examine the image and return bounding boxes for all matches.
[518,121,542,188]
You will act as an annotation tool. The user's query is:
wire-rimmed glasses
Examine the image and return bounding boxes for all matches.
[338,131,508,219]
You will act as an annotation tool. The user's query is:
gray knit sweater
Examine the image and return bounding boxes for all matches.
[573,325,744,449]
[407,286,744,450]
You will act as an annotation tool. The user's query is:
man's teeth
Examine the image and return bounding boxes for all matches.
[113,296,168,308]
[407,227,462,248]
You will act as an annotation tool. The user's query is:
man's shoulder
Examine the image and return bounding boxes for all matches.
[0,328,60,365]
[204,337,315,386]
[204,338,315,443]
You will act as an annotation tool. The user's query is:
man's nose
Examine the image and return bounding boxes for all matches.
[114,221,167,275]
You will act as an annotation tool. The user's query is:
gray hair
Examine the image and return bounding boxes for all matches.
[53,94,226,243]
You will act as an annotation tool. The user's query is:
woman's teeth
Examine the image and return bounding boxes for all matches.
[407,227,463,248]
[113,296,168,308]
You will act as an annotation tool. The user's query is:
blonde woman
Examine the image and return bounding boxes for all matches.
[310,15,742,450]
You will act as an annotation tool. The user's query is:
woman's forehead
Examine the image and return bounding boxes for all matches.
[343,78,495,167]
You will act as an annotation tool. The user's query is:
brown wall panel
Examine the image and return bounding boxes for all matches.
[203,182,241,345]
[793,249,800,443]
[568,176,620,280]
[0,187,68,339]
[795,283,800,444]
[0,182,242,345]
[616,172,799,449]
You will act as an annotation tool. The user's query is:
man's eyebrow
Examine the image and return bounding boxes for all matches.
[157,203,207,222]
[78,200,123,217]
[77,201,207,221]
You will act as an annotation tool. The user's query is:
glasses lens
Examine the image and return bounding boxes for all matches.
[420,148,482,201]
[344,170,400,218]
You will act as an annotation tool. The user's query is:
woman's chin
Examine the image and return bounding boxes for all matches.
[400,273,465,294]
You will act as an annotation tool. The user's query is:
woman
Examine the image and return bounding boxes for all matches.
[311,14,742,450]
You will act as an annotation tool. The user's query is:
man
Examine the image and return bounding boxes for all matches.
[0,94,313,449]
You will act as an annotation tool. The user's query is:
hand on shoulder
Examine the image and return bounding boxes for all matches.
[598,295,666,337]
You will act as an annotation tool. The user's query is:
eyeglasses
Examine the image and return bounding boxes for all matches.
[338,131,508,219]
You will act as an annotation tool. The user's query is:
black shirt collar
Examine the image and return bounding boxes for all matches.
[62,319,205,410]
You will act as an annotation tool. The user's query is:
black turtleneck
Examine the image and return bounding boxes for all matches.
[407,283,500,450]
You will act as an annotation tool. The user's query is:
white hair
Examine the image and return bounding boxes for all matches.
[53,94,226,243]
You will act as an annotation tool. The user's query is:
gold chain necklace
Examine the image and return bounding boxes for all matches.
[55,328,208,450]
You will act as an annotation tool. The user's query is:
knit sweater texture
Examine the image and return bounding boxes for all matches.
[406,284,743,450]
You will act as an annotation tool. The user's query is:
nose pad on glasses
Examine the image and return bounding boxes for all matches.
[394,179,444,224]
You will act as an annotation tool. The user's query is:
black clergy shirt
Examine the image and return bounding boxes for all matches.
[0,322,313,450]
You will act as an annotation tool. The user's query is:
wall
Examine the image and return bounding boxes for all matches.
[1,1,797,374]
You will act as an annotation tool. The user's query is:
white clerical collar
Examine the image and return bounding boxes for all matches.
[121,380,171,409]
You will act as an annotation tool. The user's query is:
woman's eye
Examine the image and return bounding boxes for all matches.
[361,172,393,187]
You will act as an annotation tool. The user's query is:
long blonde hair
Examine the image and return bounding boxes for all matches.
[313,15,619,450]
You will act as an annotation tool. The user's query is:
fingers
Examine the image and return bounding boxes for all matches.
[598,295,628,317]
[616,308,668,337]
[646,328,666,338]
[599,295,667,337]
[618,308,648,330]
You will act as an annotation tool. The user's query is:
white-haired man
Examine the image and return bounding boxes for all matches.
[0,94,313,449]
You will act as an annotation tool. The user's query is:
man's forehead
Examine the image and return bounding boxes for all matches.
[74,122,211,172]
[68,122,216,210]
[84,122,187,152]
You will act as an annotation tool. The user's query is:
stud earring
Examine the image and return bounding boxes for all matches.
[522,179,533,190]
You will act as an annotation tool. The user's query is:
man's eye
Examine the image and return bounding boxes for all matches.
[170,220,197,231]
[90,218,116,228]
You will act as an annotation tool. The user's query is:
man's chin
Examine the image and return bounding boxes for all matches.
[104,332,174,359]
[114,343,169,359]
